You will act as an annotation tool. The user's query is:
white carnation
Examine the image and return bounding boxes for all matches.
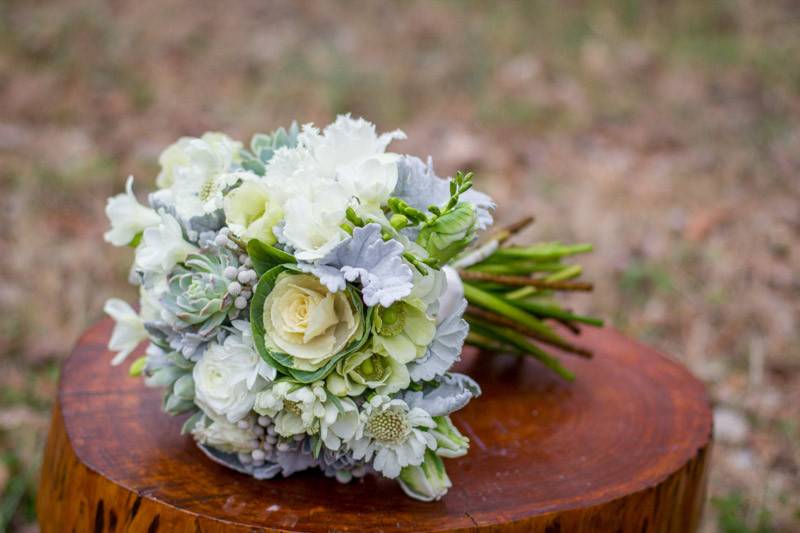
[281,179,352,261]
[298,114,405,176]
[264,115,406,259]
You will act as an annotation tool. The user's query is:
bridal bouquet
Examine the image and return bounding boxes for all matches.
[103,115,600,501]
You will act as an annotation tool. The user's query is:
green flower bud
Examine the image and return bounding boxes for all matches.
[390,213,410,230]
[431,416,469,458]
[398,449,452,502]
[416,202,477,264]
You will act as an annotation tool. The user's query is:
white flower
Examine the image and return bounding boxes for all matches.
[337,153,400,209]
[281,178,351,261]
[104,298,147,365]
[351,395,437,478]
[408,263,447,315]
[193,330,272,423]
[138,285,162,322]
[191,413,256,454]
[223,179,283,244]
[104,176,161,247]
[255,381,327,436]
[157,132,243,218]
[264,115,406,259]
[436,266,464,325]
[298,114,405,176]
[134,212,198,274]
[254,381,360,450]
[157,132,241,188]
[319,397,360,450]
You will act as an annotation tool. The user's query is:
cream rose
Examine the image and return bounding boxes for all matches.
[262,273,360,371]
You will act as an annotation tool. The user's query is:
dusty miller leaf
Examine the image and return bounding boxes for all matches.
[408,299,468,382]
[304,223,413,307]
[401,372,481,416]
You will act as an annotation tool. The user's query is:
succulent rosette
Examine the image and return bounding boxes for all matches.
[103,115,600,501]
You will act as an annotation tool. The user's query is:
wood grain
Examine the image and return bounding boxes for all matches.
[39,319,712,532]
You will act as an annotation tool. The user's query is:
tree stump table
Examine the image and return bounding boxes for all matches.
[39,319,712,532]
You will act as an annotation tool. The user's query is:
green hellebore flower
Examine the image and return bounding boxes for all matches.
[398,449,452,502]
[416,202,477,264]
[372,298,436,364]
[326,349,410,396]
[431,416,469,458]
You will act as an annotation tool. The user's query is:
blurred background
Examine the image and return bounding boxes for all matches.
[1,1,799,531]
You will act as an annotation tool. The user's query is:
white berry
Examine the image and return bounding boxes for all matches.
[223,266,238,280]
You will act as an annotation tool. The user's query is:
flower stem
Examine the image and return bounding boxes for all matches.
[459,270,593,291]
[506,300,604,327]
[505,264,584,300]
[465,305,592,358]
[469,320,575,381]
[463,283,570,347]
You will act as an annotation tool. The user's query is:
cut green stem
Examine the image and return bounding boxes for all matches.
[508,300,604,327]
[465,305,592,358]
[463,282,582,351]
[469,320,575,381]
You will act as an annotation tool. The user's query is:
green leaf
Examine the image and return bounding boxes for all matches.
[247,239,296,277]
[312,435,322,458]
[180,410,203,435]
[128,356,147,377]
[128,232,143,248]
[250,266,294,376]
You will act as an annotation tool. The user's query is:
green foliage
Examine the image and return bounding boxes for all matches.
[239,122,300,175]
[712,492,774,533]
[246,238,296,277]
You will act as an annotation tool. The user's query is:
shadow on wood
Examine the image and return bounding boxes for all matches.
[38,319,712,532]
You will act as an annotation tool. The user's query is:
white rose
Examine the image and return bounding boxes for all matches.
[134,212,198,275]
[104,176,161,247]
[104,298,147,365]
[262,273,360,371]
[193,333,271,423]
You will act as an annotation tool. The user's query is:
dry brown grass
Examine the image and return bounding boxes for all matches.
[1,1,799,531]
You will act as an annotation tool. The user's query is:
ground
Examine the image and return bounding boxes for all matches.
[0,1,798,531]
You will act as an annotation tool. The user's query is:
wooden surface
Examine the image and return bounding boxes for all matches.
[39,319,712,532]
